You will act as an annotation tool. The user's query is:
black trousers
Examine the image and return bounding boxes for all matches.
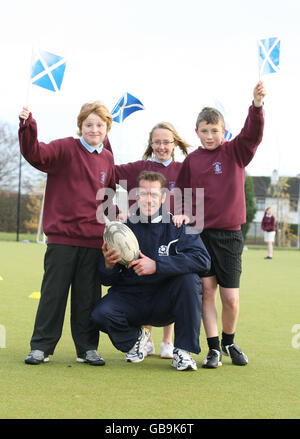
[30,244,101,356]
[91,273,202,354]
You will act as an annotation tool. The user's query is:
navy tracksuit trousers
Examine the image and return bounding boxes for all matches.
[91,273,202,354]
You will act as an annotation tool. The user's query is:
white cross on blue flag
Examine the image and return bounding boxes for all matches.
[258,37,280,77]
[31,49,66,92]
[215,100,233,141]
[111,92,144,123]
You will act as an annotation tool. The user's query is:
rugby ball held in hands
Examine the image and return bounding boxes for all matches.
[103,221,140,266]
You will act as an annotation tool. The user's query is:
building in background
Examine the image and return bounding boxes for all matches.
[247,174,300,247]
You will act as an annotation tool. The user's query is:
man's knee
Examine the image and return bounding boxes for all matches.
[175,273,202,292]
[91,302,109,330]
[167,273,202,307]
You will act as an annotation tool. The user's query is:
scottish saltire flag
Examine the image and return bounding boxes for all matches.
[31,49,66,92]
[258,37,280,76]
[224,128,232,141]
[215,100,232,141]
[111,92,144,123]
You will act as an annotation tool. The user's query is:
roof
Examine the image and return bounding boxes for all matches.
[252,176,300,199]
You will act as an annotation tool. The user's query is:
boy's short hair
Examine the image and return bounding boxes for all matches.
[196,107,225,130]
[136,170,166,190]
[77,101,113,136]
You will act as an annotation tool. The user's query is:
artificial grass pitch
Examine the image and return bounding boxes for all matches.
[0,241,299,419]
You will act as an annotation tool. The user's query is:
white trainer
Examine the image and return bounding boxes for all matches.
[160,341,174,359]
[125,328,151,363]
[144,341,155,357]
[172,348,197,371]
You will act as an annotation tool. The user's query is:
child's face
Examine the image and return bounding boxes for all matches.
[151,128,176,162]
[81,113,107,147]
[196,121,225,151]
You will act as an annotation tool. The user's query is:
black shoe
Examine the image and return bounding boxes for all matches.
[264,256,272,259]
[202,349,222,368]
[25,350,49,365]
[77,350,105,366]
[222,343,248,366]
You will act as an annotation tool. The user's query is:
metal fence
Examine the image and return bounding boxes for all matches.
[245,221,298,247]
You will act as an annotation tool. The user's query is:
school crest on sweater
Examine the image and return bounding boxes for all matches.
[213,161,222,174]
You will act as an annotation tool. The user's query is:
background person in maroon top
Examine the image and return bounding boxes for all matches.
[108,122,190,359]
[19,102,116,366]
[175,81,266,368]
[261,207,276,259]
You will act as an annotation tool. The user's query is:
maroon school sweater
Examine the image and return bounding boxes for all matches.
[18,114,116,248]
[261,215,276,232]
[115,160,183,212]
[175,104,264,230]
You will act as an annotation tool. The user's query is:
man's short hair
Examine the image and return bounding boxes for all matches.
[136,171,166,190]
[196,107,225,130]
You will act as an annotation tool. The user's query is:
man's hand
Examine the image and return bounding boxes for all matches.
[102,242,121,269]
[253,81,266,107]
[128,251,156,276]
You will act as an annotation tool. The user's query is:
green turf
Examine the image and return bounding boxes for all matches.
[0,232,38,243]
[0,242,299,419]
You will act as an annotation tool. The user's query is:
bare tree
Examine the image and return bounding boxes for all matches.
[0,121,41,192]
[0,122,20,190]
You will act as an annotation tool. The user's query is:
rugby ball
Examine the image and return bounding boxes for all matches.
[103,221,140,266]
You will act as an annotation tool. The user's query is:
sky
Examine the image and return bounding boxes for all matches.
[1,0,300,177]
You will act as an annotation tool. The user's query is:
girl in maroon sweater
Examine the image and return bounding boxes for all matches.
[261,207,276,259]
[113,122,190,215]
[109,122,190,359]
[19,102,116,366]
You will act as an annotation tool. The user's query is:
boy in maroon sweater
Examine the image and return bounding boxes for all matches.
[175,81,266,368]
[19,102,116,366]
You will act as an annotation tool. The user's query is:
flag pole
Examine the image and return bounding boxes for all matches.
[119,109,123,164]
[17,46,34,239]
[25,45,35,109]
[18,45,36,240]
[16,151,22,242]
[257,39,261,81]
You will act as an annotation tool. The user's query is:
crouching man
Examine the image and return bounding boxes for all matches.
[91,171,210,371]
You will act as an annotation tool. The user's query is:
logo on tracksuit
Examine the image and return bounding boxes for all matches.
[158,245,168,256]
[158,239,179,257]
